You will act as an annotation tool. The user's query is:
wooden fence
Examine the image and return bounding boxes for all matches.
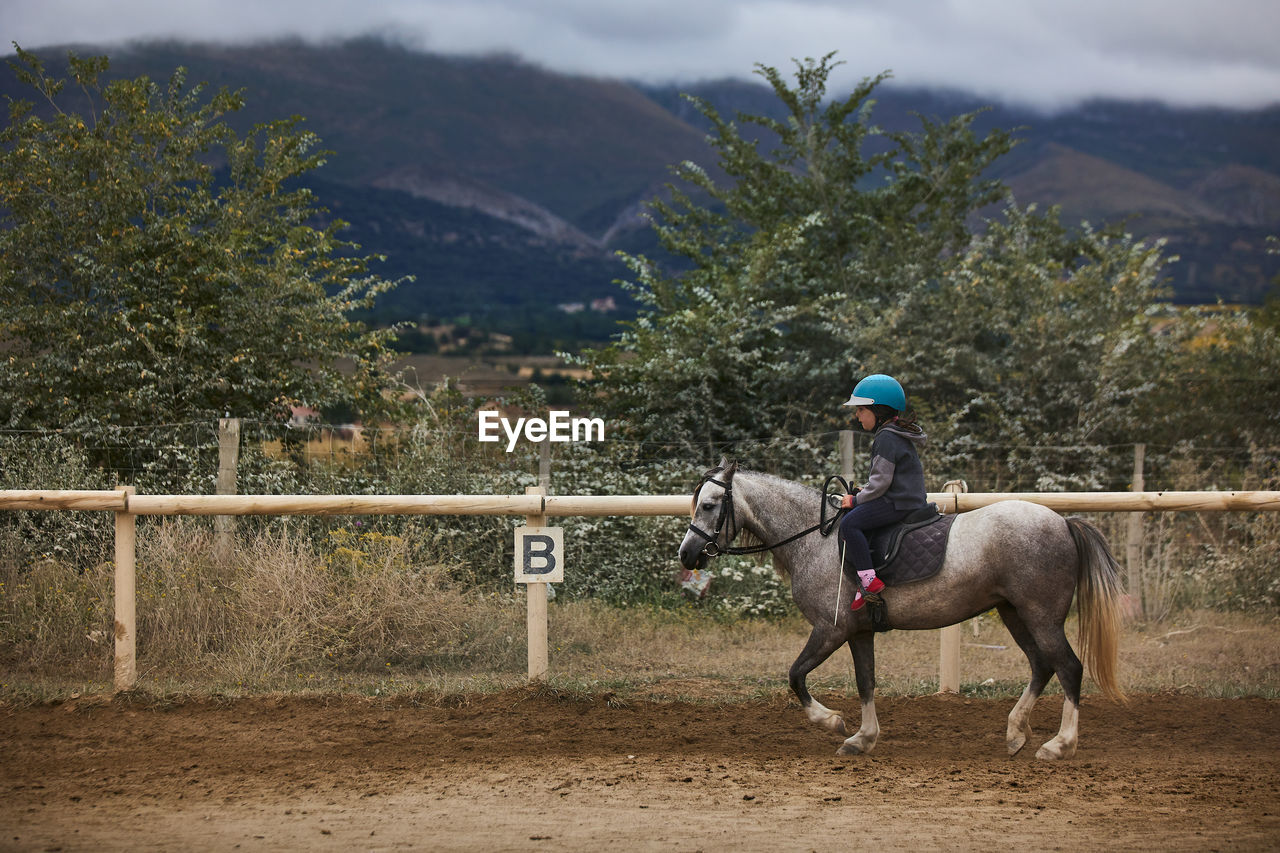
[10,487,1280,515]
[3,487,1279,692]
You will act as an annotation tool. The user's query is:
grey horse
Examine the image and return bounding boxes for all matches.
[677,461,1125,759]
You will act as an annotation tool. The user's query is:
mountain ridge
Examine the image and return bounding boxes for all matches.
[4,38,1278,341]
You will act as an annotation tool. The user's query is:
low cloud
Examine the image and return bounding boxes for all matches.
[8,0,1280,110]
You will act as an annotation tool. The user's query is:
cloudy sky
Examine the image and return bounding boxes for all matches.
[8,0,1280,111]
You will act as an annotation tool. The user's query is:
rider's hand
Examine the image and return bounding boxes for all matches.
[840,493,855,509]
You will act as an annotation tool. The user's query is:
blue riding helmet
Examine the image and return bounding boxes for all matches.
[842,374,906,412]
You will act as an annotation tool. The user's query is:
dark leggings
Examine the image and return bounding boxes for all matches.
[838,496,912,572]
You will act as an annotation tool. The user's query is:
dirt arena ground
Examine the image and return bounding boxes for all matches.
[3,686,1277,852]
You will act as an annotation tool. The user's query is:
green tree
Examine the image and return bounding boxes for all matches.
[0,47,403,467]
[1145,305,1280,452]
[868,206,1176,488]
[1257,236,1280,332]
[574,54,1259,491]
[573,54,1014,455]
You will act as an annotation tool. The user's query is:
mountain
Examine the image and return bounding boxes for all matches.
[1003,143,1228,223]
[650,80,1280,305]
[4,38,1278,344]
[999,144,1280,303]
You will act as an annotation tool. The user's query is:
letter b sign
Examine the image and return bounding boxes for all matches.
[514,526,564,583]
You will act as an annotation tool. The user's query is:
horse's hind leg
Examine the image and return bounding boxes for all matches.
[789,625,850,737]
[1030,625,1084,760]
[997,603,1055,756]
[1003,604,1085,760]
[837,631,880,756]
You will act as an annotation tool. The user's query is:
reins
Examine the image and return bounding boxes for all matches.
[687,471,851,560]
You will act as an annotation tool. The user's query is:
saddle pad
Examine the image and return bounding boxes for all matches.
[873,513,957,586]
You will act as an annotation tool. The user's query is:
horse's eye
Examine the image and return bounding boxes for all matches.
[701,500,717,511]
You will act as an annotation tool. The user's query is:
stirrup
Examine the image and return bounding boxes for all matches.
[851,589,882,611]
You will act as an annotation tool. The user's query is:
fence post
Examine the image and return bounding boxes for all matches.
[525,485,549,681]
[839,430,855,482]
[539,439,552,492]
[113,485,137,692]
[1126,443,1146,619]
[215,417,241,562]
[938,480,967,693]
[538,439,553,609]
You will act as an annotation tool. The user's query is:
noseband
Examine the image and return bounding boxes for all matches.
[687,472,850,560]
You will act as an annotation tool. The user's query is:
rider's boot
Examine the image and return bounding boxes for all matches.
[851,569,885,611]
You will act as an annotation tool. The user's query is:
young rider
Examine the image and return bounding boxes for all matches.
[838,374,928,610]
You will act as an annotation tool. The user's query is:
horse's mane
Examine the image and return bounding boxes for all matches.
[700,464,822,500]
[740,468,824,501]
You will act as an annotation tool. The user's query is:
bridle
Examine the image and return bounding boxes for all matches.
[685,474,745,558]
[686,470,850,560]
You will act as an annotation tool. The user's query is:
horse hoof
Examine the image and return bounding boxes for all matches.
[1007,728,1031,756]
[828,716,848,736]
[1034,741,1075,760]
[1007,718,1033,756]
[836,735,875,756]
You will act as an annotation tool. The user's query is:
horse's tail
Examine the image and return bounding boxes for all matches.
[1066,516,1127,704]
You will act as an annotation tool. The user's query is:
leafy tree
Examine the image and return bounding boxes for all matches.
[1145,305,1280,453]
[867,206,1176,488]
[1258,236,1280,332]
[572,54,1014,455]
[0,47,403,472]
[574,54,1273,490]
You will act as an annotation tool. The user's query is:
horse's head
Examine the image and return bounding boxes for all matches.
[678,459,739,570]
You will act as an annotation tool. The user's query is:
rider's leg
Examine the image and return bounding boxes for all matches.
[838,497,907,609]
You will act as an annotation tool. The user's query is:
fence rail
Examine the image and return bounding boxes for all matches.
[945,490,1280,513]
[4,487,1280,693]
[7,489,1280,517]
[0,489,129,511]
[125,493,545,516]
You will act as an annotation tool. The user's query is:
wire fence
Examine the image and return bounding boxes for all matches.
[1,419,1278,616]
[1,419,1274,495]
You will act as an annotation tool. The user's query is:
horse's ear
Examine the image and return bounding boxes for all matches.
[722,459,738,482]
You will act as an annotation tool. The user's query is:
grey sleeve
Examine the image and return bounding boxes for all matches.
[856,455,896,504]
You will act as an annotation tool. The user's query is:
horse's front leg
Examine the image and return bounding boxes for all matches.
[789,625,850,737]
[838,630,880,755]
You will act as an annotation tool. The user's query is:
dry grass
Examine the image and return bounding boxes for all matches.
[0,519,528,697]
[539,604,1280,702]
[2,517,1277,704]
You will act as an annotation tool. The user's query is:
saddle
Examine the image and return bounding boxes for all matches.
[866,503,956,585]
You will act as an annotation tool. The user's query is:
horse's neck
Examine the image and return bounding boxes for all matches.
[736,472,818,543]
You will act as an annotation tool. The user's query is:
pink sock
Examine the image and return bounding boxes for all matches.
[857,569,877,588]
